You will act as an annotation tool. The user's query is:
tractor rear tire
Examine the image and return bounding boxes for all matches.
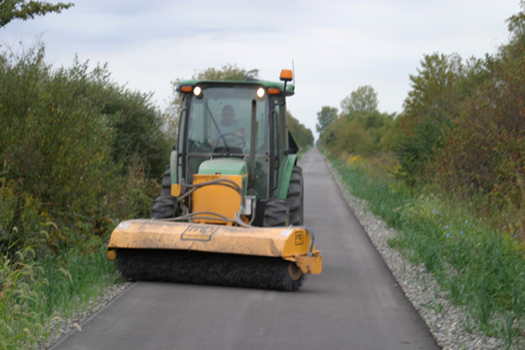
[151,165,176,219]
[287,166,304,226]
[263,198,289,227]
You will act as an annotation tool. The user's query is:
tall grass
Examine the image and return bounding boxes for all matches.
[0,248,45,349]
[0,245,121,350]
[332,156,525,348]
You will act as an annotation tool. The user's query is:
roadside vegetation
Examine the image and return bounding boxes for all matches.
[331,156,524,348]
[318,4,525,348]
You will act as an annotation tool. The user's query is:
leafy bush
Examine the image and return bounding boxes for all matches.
[287,112,314,150]
[320,110,395,156]
[102,87,171,178]
[0,43,170,257]
[395,53,488,183]
[431,12,525,239]
[396,116,448,183]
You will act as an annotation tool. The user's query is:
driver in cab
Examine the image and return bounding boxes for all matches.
[211,104,246,148]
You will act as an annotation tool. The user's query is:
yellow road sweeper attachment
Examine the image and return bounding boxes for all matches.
[107,70,322,291]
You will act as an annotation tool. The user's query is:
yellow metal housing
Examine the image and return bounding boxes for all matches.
[107,219,322,275]
[192,174,242,224]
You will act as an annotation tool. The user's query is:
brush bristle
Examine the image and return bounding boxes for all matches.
[115,249,304,291]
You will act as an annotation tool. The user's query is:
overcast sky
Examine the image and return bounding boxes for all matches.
[1,0,522,138]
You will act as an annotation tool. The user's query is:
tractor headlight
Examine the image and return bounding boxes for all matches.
[256,87,265,98]
[193,86,202,97]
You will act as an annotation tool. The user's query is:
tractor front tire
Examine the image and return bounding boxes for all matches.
[287,166,304,226]
[263,198,289,227]
[151,165,176,219]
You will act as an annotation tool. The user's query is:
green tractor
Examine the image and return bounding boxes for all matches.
[107,69,321,291]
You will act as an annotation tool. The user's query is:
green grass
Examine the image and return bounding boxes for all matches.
[0,245,121,350]
[331,157,525,348]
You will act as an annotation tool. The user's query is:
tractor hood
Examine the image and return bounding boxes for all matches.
[198,158,248,196]
[198,158,247,176]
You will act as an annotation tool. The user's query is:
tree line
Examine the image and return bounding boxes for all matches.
[317,4,525,239]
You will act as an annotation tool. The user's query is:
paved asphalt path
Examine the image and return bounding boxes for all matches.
[51,148,439,350]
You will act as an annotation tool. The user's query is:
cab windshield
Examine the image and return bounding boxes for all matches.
[187,86,269,155]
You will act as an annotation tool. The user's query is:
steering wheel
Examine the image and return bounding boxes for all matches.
[216,133,246,149]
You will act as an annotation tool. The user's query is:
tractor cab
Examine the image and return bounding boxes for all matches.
[175,70,297,202]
